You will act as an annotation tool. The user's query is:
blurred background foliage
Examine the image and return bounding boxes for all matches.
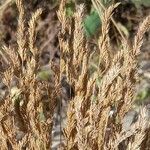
[65,0,150,39]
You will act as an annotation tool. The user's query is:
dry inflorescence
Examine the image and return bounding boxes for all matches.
[0,0,150,149]
[58,0,150,150]
[0,0,59,149]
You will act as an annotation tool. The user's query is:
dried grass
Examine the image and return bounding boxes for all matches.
[58,0,150,150]
[0,0,59,149]
[0,0,150,149]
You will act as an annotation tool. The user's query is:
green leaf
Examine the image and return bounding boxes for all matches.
[84,10,101,38]
[136,88,150,101]
[65,1,75,17]
[39,112,46,122]
[66,7,74,16]
[37,70,53,81]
